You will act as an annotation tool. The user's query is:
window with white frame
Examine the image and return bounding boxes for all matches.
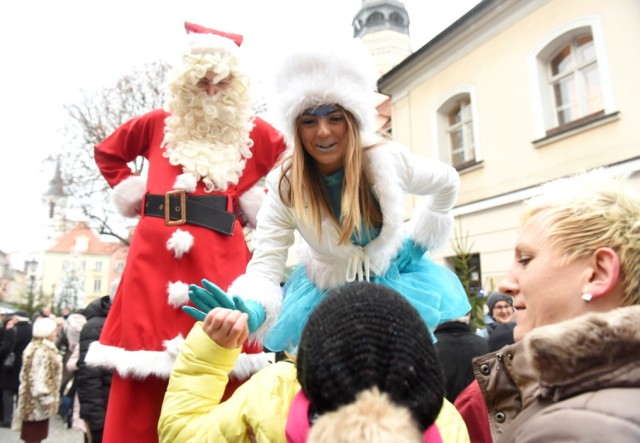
[549,33,603,127]
[438,93,478,170]
[530,19,614,139]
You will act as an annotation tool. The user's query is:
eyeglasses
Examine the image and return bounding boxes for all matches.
[493,303,513,311]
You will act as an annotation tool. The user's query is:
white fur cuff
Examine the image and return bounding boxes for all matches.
[409,206,454,252]
[112,176,146,218]
[229,352,272,380]
[238,184,267,229]
[227,273,283,345]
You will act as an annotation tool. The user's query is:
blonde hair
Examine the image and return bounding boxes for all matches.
[522,169,640,305]
[278,109,382,244]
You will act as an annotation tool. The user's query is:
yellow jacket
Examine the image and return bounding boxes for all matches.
[159,324,470,443]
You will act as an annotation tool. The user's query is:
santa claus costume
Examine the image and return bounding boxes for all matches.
[88,22,285,443]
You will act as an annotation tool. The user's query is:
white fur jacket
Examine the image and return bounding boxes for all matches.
[228,140,460,343]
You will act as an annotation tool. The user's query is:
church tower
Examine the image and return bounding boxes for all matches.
[42,159,72,246]
[352,0,412,75]
[353,0,412,133]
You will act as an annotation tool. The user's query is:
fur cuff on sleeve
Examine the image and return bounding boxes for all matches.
[227,273,283,345]
[238,184,267,229]
[408,204,454,252]
[112,176,147,218]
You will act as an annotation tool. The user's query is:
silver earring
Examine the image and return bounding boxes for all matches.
[581,293,593,302]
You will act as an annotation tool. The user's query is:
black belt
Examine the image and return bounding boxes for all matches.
[143,191,236,236]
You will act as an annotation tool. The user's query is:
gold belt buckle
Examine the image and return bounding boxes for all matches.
[164,190,186,226]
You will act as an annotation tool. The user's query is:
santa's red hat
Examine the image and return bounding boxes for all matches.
[184,21,243,47]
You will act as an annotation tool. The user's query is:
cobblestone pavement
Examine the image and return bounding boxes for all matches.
[0,414,84,443]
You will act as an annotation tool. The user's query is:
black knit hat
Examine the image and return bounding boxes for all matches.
[296,281,444,431]
[486,291,513,317]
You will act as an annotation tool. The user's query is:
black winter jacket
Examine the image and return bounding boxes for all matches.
[76,296,112,433]
[0,319,32,391]
[434,320,489,402]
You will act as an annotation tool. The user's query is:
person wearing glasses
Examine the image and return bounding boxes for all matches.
[476,292,516,351]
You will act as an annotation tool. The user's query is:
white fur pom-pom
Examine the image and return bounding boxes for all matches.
[173,173,197,193]
[112,176,146,218]
[167,281,190,308]
[166,229,194,258]
[308,387,421,442]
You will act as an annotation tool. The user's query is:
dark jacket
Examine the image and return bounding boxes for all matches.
[487,321,515,352]
[0,318,32,391]
[474,306,640,443]
[76,296,112,436]
[434,320,489,402]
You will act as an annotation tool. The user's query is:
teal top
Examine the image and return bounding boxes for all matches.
[322,168,380,246]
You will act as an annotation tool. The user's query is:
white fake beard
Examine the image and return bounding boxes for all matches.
[162,90,254,192]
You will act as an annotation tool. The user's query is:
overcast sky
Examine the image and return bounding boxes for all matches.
[0,0,481,257]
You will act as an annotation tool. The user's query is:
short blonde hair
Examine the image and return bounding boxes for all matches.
[522,169,640,305]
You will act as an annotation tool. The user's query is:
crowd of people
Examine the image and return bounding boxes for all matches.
[2,17,639,443]
[0,300,112,443]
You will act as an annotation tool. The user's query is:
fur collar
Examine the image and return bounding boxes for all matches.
[522,305,640,392]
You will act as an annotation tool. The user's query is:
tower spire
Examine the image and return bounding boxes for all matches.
[352,0,412,74]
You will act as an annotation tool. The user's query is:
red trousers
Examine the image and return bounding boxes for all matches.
[103,373,244,442]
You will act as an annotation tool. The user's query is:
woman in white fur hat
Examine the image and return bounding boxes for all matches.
[189,38,471,352]
[13,317,62,443]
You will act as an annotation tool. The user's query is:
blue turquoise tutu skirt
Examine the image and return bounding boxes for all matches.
[264,238,471,353]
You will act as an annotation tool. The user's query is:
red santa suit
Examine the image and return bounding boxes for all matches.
[90,108,284,443]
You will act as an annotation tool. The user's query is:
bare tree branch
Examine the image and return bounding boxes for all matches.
[54,61,171,244]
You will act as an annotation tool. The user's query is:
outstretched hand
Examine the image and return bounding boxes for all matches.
[184,279,266,334]
[184,279,236,321]
[202,308,249,349]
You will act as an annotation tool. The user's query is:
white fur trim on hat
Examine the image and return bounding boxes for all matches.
[112,176,147,218]
[64,313,87,346]
[271,38,379,148]
[184,32,239,61]
[33,317,57,338]
[167,281,190,308]
[166,229,194,258]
